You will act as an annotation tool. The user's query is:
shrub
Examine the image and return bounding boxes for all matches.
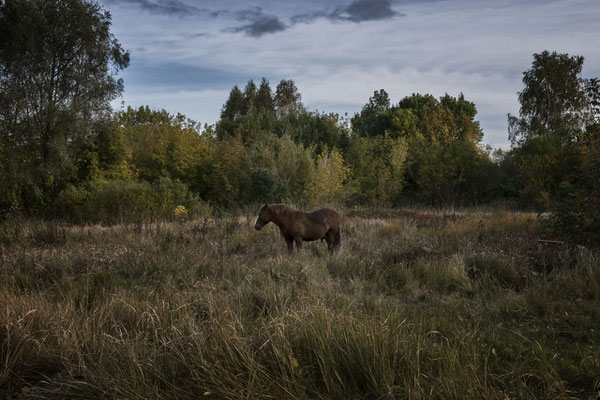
[413,139,501,207]
[58,178,207,224]
[248,168,290,204]
[305,148,350,205]
[546,138,600,244]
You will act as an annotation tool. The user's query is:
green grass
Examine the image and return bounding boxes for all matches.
[1,209,599,399]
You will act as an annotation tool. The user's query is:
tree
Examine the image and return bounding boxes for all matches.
[243,80,257,113]
[253,78,275,114]
[274,79,303,118]
[585,78,600,126]
[351,89,392,137]
[345,135,408,205]
[549,135,600,244]
[0,0,129,212]
[196,137,251,207]
[248,168,289,204]
[504,51,600,217]
[352,91,483,145]
[118,107,204,186]
[414,140,498,207]
[440,93,483,143]
[389,108,418,140]
[216,85,246,139]
[506,136,567,208]
[508,51,588,145]
[270,135,315,201]
[219,85,247,121]
[305,148,349,205]
[92,119,132,181]
[396,93,482,145]
[286,111,350,153]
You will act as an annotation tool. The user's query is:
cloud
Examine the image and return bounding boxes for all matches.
[291,0,400,24]
[103,0,208,17]
[290,10,329,24]
[104,0,399,37]
[184,32,213,39]
[225,7,287,37]
[227,1,400,37]
[337,0,400,22]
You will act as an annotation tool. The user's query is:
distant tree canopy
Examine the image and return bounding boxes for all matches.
[351,90,483,145]
[0,0,129,212]
[215,78,350,152]
[508,51,595,145]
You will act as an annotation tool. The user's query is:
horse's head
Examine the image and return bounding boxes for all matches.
[254,204,272,230]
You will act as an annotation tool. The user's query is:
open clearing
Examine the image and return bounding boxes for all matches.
[1,209,599,399]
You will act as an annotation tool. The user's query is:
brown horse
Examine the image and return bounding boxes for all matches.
[254,204,341,253]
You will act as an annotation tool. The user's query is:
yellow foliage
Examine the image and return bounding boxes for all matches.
[174,205,188,219]
[305,148,350,205]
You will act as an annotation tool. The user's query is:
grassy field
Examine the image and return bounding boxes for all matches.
[1,208,599,399]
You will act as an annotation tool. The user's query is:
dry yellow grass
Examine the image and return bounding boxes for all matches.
[0,208,598,399]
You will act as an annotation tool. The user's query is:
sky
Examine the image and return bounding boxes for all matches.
[98,0,600,148]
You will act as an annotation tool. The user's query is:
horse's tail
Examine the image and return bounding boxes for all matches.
[333,229,341,250]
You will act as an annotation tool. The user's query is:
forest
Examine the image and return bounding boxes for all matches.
[0,0,599,243]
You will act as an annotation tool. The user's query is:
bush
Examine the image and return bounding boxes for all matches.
[248,168,290,204]
[345,136,407,205]
[413,139,501,207]
[305,148,350,205]
[58,178,208,224]
[546,138,600,245]
[502,136,568,210]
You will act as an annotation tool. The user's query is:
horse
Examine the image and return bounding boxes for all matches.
[254,204,341,253]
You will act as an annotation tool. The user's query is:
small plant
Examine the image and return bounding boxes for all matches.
[174,205,188,220]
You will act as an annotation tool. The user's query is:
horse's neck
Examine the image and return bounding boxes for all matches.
[269,208,285,228]
[270,206,295,228]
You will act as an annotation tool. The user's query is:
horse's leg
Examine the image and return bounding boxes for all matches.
[283,234,294,254]
[294,237,303,252]
[325,230,335,252]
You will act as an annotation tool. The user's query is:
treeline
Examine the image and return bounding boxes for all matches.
[0,0,598,241]
[1,83,502,220]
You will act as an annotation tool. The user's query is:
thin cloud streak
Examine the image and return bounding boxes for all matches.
[103,0,210,16]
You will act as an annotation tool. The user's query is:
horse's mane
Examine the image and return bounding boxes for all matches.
[268,204,294,216]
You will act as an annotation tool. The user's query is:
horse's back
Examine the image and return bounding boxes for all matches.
[307,208,340,229]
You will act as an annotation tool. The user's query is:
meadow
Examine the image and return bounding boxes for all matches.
[1,208,599,399]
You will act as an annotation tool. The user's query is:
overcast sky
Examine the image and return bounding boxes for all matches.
[98,0,600,148]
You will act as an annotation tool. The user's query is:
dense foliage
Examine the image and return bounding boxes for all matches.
[0,0,129,214]
[0,0,598,242]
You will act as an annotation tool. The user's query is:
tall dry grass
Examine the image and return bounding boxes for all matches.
[1,209,599,399]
